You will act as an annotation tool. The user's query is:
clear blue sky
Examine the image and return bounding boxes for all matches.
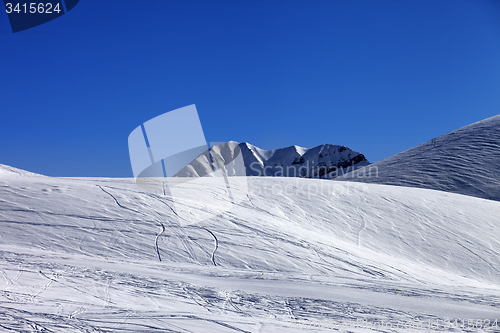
[1,0,499,177]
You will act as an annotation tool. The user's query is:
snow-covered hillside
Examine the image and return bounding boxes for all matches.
[0,169,499,332]
[337,115,500,201]
[0,164,43,177]
[176,141,369,179]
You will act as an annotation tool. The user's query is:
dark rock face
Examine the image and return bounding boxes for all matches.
[292,157,305,165]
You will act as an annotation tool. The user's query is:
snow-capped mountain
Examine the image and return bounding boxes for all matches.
[337,115,500,201]
[175,141,370,179]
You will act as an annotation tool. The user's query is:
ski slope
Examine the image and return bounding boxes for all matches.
[0,170,499,332]
[337,115,500,202]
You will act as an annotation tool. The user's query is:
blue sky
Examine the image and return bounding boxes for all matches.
[1,0,500,177]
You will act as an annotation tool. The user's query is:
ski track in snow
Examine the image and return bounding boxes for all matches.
[112,310,134,329]
[31,270,58,303]
[147,193,199,263]
[202,227,219,266]
[69,307,86,319]
[103,277,110,309]
[97,184,143,215]
[155,223,165,262]
[354,193,367,247]
[1,271,11,287]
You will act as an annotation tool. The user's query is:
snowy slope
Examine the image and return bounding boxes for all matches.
[336,115,500,201]
[0,169,499,332]
[176,141,370,179]
[0,164,43,177]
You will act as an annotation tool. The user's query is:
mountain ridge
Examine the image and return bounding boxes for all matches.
[336,114,500,201]
[0,164,44,177]
[176,141,370,179]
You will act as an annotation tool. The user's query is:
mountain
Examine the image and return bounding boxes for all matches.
[175,141,370,179]
[0,164,43,177]
[336,115,500,201]
[0,169,499,331]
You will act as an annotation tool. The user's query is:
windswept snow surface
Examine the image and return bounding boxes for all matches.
[336,115,500,202]
[0,171,499,332]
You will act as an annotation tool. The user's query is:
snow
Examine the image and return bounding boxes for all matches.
[0,164,43,177]
[0,169,499,332]
[336,115,500,202]
[176,141,370,179]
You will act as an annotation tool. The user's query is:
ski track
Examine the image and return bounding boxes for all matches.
[97,184,143,215]
[354,194,367,247]
[31,271,58,303]
[69,307,87,319]
[1,270,12,287]
[147,193,198,263]
[155,223,165,262]
[182,285,215,313]
[285,300,296,320]
[112,310,134,329]
[202,228,218,266]
[77,215,97,255]
[103,277,111,309]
